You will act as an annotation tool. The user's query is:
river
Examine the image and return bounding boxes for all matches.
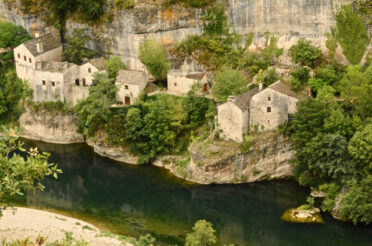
[17,140,372,246]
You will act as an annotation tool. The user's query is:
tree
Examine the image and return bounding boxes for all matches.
[0,128,61,214]
[185,220,217,246]
[339,65,372,119]
[138,39,170,81]
[335,5,369,64]
[290,66,310,92]
[0,21,30,62]
[348,124,372,175]
[212,68,248,102]
[339,176,372,225]
[0,68,30,122]
[202,2,228,35]
[323,108,354,138]
[317,85,335,101]
[105,56,125,79]
[75,73,117,137]
[183,83,211,128]
[289,39,322,68]
[62,28,97,65]
[256,68,280,88]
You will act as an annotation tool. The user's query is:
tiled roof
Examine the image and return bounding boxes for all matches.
[35,61,76,73]
[269,81,299,98]
[116,70,148,90]
[186,73,206,80]
[23,33,62,57]
[87,57,106,70]
[231,87,260,111]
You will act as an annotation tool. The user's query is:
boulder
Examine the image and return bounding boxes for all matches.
[281,207,324,224]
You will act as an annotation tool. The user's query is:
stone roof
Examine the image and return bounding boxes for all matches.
[116,70,148,89]
[268,81,299,98]
[35,61,76,73]
[23,33,62,57]
[186,73,206,80]
[168,70,206,80]
[230,87,260,111]
[86,57,106,70]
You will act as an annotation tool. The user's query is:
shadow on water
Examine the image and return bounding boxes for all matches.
[16,140,372,246]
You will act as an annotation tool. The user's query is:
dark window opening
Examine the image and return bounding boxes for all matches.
[51,81,55,87]
[267,107,271,113]
[42,80,46,86]
[174,82,177,86]
[24,56,26,61]
[75,79,80,86]
[125,85,129,90]
[29,58,32,63]
[88,68,91,73]
[268,120,270,123]
[268,97,271,101]
[18,54,20,59]
[82,79,86,87]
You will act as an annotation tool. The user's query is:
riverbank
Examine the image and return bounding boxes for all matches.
[0,207,134,246]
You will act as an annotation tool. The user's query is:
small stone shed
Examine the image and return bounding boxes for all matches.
[115,70,148,106]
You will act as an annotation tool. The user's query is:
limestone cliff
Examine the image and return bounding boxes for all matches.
[19,108,84,144]
[153,131,295,184]
[0,0,350,69]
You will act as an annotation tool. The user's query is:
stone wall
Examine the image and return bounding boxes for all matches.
[19,107,84,144]
[217,102,248,143]
[0,0,351,70]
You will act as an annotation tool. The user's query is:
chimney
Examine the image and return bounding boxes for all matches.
[228,95,236,103]
[36,40,43,53]
[259,82,263,92]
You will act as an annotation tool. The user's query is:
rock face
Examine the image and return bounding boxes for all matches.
[281,207,324,224]
[19,108,84,144]
[0,0,351,69]
[154,131,295,184]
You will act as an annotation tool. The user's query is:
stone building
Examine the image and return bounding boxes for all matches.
[115,70,148,106]
[167,70,208,95]
[14,34,106,106]
[217,81,299,142]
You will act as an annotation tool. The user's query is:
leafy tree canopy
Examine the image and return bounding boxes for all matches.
[289,39,322,68]
[212,68,248,102]
[348,123,372,175]
[0,21,30,62]
[185,220,217,246]
[105,56,125,79]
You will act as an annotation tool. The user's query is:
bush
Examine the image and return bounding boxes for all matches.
[0,21,30,62]
[139,39,170,81]
[241,135,254,153]
[335,5,370,64]
[212,68,248,102]
[290,66,310,92]
[163,0,215,8]
[114,0,134,9]
[185,220,217,246]
[256,68,280,88]
[289,39,322,68]
[105,56,125,79]
[202,2,228,35]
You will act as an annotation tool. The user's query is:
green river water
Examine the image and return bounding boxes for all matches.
[18,140,372,246]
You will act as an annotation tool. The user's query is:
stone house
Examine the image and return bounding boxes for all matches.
[115,70,148,106]
[217,81,299,142]
[14,33,106,106]
[167,70,209,95]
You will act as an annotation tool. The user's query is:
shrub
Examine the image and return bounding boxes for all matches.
[335,5,370,64]
[185,220,217,246]
[212,68,248,102]
[289,39,322,68]
[202,2,228,35]
[105,56,125,79]
[241,135,254,154]
[139,39,170,81]
[256,68,280,88]
[0,21,30,61]
[163,0,215,8]
[114,0,134,9]
[290,66,310,92]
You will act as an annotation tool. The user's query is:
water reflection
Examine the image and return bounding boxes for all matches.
[22,140,372,246]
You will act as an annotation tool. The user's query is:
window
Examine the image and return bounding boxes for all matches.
[18,54,20,59]
[29,58,32,63]
[125,96,130,105]
[125,85,129,90]
[88,68,91,73]
[51,81,55,87]
[82,79,86,87]
[267,107,271,113]
[24,56,26,61]
[174,82,177,86]
[42,80,46,86]
[268,120,270,123]
[268,97,271,101]
[75,79,80,86]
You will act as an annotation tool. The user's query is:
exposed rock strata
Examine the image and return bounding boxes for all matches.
[19,108,84,144]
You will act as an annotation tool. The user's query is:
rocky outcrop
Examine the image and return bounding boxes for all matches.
[281,207,324,224]
[86,138,138,165]
[0,0,351,69]
[19,108,84,144]
[154,131,295,184]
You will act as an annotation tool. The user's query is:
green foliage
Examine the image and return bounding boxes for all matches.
[185,220,217,246]
[241,135,254,154]
[0,21,30,61]
[0,128,61,213]
[335,5,370,65]
[348,124,372,175]
[27,100,73,114]
[139,39,170,81]
[320,183,340,212]
[339,176,372,225]
[212,68,248,102]
[75,73,117,137]
[326,32,338,58]
[114,0,134,9]
[202,2,228,36]
[323,108,355,138]
[317,84,335,101]
[256,68,280,88]
[136,234,156,246]
[62,29,97,65]
[105,56,125,79]
[354,0,372,24]
[289,39,322,68]
[0,68,30,122]
[163,0,215,8]
[339,65,372,119]
[290,67,310,92]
